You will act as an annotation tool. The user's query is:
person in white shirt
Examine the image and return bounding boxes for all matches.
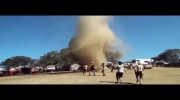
[135,62,144,84]
[116,62,126,84]
[83,64,88,75]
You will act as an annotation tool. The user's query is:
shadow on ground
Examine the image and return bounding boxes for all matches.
[99,81,138,85]
[45,71,81,75]
[0,71,83,77]
[83,74,104,76]
[24,71,82,76]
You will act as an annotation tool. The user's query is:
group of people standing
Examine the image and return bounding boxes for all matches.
[82,61,144,84]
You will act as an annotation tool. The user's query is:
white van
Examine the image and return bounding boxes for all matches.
[131,59,154,69]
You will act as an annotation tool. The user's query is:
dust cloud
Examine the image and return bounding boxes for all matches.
[71,16,125,71]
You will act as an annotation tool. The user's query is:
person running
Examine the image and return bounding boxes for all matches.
[89,62,96,76]
[135,62,144,84]
[83,64,88,75]
[101,63,106,76]
[133,63,139,83]
[116,62,126,84]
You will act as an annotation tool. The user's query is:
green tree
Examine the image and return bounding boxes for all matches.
[151,57,158,62]
[2,56,33,67]
[156,49,180,63]
[151,49,180,67]
[2,38,123,68]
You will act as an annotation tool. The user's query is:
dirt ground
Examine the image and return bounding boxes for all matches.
[0,67,180,84]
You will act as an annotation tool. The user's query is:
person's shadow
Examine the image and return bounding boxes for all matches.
[99,81,139,85]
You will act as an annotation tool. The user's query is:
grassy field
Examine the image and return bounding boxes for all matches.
[0,67,180,84]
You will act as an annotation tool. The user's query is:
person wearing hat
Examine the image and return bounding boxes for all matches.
[89,62,96,76]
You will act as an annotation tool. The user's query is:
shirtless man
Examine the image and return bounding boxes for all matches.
[133,64,139,83]
[89,62,96,76]
[116,62,126,84]
[135,62,144,84]
[101,63,106,76]
[83,64,88,75]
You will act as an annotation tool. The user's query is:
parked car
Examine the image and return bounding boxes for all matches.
[46,65,56,72]
[143,64,153,69]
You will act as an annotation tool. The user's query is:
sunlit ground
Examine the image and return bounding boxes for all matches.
[0,67,180,84]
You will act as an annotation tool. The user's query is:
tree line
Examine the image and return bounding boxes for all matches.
[1,38,180,68]
[0,38,122,68]
[151,49,180,67]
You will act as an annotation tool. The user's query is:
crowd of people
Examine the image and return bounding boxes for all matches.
[82,61,144,84]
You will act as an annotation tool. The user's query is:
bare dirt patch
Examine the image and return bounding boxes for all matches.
[0,67,180,84]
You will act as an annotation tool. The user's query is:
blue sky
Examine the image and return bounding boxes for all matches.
[0,16,180,62]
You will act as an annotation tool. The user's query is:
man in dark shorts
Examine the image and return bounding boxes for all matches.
[135,62,144,84]
[116,62,126,84]
[101,63,106,76]
[133,64,139,83]
[89,62,96,76]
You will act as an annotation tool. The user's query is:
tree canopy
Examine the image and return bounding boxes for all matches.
[1,38,122,67]
[1,56,32,67]
[151,49,180,63]
[2,44,180,68]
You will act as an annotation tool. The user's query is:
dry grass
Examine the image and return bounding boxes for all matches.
[0,67,180,84]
